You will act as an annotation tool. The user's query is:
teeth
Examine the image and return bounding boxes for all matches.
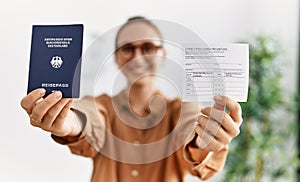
[131,67,146,73]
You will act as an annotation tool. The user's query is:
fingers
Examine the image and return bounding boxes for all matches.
[194,121,225,152]
[194,115,232,151]
[213,95,226,111]
[20,88,46,115]
[29,98,74,136]
[21,88,77,137]
[30,91,63,122]
[197,115,232,144]
[201,107,240,137]
[193,95,243,152]
[213,95,243,126]
[41,98,73,129]
[46,99,74,136]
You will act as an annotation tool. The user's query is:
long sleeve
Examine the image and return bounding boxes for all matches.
[173,101,228,180]
[50,92,229,181]
[183,130,228,180]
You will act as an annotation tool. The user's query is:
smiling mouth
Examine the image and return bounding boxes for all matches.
[132,67,146,74]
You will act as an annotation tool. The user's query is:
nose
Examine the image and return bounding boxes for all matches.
[132,47,143,59]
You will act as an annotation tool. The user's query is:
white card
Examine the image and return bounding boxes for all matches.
[182,43,249,102]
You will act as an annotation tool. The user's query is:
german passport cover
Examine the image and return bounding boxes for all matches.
[27,24,83,98]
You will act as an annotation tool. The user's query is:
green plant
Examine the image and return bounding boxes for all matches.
[223,35,298,182]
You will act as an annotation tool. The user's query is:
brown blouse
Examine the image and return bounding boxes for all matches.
[52,90,228,182]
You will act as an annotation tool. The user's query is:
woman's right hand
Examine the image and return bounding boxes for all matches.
[20,88,83,137]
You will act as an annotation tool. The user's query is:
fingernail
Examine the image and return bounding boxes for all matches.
[39,88,46,95]
[194,121,199,127]
[55,91,62,98]
[214,95,222,102]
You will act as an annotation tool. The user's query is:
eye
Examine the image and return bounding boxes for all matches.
[121,45,134,54]
[142,43,156,54]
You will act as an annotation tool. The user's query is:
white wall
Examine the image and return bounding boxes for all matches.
[0,0,298,181]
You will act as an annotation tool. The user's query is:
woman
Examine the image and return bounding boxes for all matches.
[21,16,242,181]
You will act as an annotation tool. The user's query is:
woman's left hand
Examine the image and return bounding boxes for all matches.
[194,95,243,152]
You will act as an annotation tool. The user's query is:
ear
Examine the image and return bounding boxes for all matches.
[161,48,167,63]
[162,48,166,57]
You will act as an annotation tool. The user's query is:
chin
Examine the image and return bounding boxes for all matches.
[128,76,155,87]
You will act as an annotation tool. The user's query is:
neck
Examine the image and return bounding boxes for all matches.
[126,80,156,115]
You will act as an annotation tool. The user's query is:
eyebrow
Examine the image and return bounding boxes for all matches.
[116,40,163,49]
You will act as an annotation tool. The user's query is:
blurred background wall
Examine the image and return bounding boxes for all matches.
[0,0,298,181]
